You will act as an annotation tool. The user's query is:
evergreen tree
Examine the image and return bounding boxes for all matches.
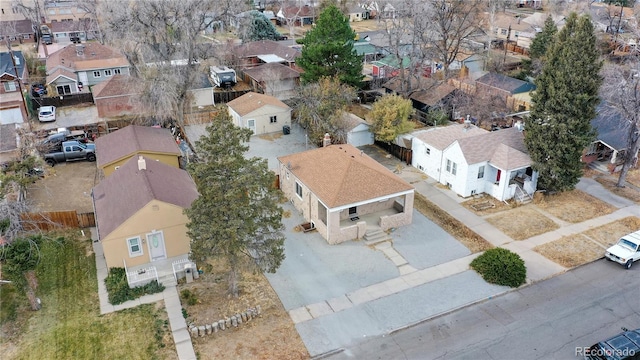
[185,110,285,297]
[529,15,557,60]
[241,10,283,42]
[524,13,602,192]
[296,5,363,87]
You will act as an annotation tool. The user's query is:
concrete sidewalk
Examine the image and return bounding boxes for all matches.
[91,228,196,360]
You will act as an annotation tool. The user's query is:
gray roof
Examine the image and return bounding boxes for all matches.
[93,156,199,239]
[476,72,536,94]
[414,123,487,150]
[0,51,26,78]
[243,62,300,81]
[591,104,630,151]
[457,127,531,170]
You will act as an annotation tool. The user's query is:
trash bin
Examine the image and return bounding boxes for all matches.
[283,125,291,135]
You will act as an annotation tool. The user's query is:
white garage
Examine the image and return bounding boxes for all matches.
[343,112,374,147]
[0,107,25,125]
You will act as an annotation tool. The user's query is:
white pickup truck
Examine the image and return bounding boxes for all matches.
[605,230,640,269]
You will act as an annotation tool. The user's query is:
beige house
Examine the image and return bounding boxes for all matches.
[92,156,199,287]
[96,125,181,177]
[227,92,291,136]
[278,144,415,245]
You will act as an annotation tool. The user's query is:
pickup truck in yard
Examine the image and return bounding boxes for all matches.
[605,230,640,269]
[44,140,96,166]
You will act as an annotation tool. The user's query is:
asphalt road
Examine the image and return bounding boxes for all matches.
[328,260,640,360]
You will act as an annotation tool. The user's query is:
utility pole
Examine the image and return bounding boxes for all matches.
[503,24,511,68]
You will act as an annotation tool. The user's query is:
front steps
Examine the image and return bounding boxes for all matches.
[363,229,392,246]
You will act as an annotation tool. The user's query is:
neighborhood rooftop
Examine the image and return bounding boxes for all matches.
[227,91,290,116]
[92,156,199,239]
[277,144,414,208]
[414,123,487,150]
[95,125,181,168]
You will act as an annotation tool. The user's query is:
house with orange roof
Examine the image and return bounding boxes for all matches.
[278,143,414,244]
[45,42,130,96]
[92,75,144,118]
[412,123,538,202]
[227,91,292,135]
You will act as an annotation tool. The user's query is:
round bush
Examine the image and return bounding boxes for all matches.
[470,248,526,288]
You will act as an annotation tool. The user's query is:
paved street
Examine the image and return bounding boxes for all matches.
[329,260,640,360]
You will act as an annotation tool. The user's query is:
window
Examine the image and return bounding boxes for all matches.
[500,29,507,35]
[286,171,289,180]
[56,85,71,95]
[270,116,277,123]
[104,69,112,76]
[295,181,302,199]
[93,71,101,78]
[425,147,431,155]
[127,237,143,257]
[478,166,485,179]
[114,69,121,75]
[23,34,30,39]
[3,81,17,92]
[446,159,457,175]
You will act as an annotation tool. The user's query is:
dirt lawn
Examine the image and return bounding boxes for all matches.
[534,217,640,268]
[533,190,617,223]
[27,161,98,213]
[179,260,308,360]
[485,206,559,240]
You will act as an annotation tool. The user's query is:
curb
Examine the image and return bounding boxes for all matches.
[310,347,345,360]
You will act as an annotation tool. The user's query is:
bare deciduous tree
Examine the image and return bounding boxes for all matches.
[600,60,640,187]
[98,0,247,127]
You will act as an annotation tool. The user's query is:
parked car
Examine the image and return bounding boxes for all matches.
[38,106,56,122]
[605,230,640,269]
[44,140,96,166]
[31,84,47,97]
[584,327,640,360]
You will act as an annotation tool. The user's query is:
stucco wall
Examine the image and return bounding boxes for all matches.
[101,200,191,268]
[102,152,180,177]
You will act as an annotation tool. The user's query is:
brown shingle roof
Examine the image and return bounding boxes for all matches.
[233,40,300,63]
[227,91,290,116]
[0,124,18,152]
[414,123,488,150]
[46,42,129,72]
[409,83,456,107]
[92,75,142,98]
[46,67,77,85]
[0,19,34,36]
[243,63,300,81]
[95,125,181,168]
[93,156,198,239]
[278,144,413,208]
[341,112,369,131]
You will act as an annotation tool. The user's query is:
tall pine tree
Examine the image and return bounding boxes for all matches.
[529,15,557,60]
[296,5,363,87]
[524,13,602,192]
[185,110,285,297]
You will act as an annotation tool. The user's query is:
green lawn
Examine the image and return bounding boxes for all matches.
[1,232,173,360]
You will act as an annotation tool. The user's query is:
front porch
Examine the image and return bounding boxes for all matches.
[339,206,401,231]
[124,254,197,288]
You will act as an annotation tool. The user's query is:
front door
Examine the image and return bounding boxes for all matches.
[247,119,256,134]
[147,231,167,261]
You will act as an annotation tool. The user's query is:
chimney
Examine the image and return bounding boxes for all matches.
[515,120,524,132]
[137,155,146,171]
[463,114,471,129]
[322,133,331,147]
[75,44,84,56]
[14,56,20,65]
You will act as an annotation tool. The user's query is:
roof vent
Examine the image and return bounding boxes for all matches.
[138,155,146,171]
[75,44,84,56]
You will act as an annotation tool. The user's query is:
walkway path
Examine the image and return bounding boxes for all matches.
[288,172,639,329]
[91,228,196,360]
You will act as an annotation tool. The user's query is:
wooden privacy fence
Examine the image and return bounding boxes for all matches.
[21,211,96,231]
[375,141,413,165]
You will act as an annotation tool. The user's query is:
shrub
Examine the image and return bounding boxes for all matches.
[470,248,526,288]
[105,268,165,305]
[180,289,198,306]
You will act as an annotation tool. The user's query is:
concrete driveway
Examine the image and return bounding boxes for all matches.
[33,104,100,132]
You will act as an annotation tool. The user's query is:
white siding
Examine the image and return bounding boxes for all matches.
[411,137,443,181]
[347,123,373,147]
[243,104,291,135]
[440,143,467,194]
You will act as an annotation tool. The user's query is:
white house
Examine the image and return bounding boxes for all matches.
[227,92,291,135]
[412,123,538,202]
[342,112,374,147]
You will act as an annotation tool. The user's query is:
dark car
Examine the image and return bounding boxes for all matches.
[585,328,640,360]
[31,84,47,97]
